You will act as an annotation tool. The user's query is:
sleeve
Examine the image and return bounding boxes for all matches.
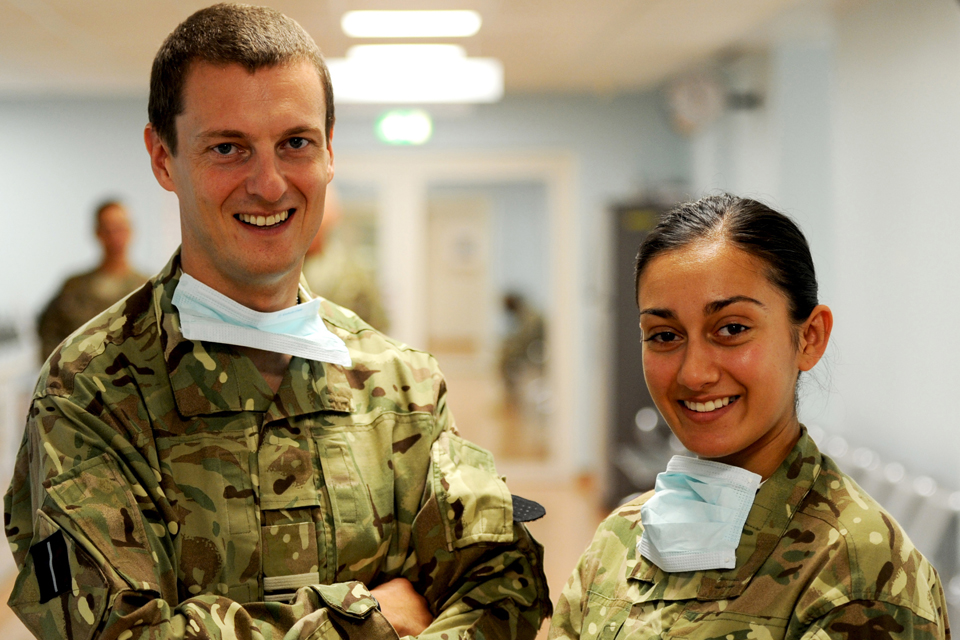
[547,551,588,640]
[399,384,552,640]
[36,287,72,363]
[800,600,951,640]
[3,395,396,640]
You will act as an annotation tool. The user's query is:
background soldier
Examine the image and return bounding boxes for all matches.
[36,199,147,361]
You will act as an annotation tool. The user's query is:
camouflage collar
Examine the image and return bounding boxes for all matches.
[152,250,355,418]
[629,427,822,601]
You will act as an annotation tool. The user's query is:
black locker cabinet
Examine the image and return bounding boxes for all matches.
[606,201,684,509]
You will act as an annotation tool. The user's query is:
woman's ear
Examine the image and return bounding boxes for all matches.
[797,304,833,372]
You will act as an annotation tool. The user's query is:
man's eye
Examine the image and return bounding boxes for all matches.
[213,143,236,155]
[717,323,749,337]
[287,137,309,149]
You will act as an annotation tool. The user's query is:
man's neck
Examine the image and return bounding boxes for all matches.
[98,255,131,276]
[180,262,301,313]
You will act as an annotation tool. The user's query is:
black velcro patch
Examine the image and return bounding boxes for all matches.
[29,530,71,603]
[511,495,546,522]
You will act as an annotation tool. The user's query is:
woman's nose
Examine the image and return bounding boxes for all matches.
[676,339,720,390]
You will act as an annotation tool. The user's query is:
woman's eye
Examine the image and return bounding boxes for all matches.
[645,331,680,344]
[717,323,749,337]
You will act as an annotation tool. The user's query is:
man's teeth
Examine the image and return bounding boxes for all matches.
[239,210,290,226]
[683,397,734,413]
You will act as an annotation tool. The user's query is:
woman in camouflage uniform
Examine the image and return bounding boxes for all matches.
[551,195,949,640]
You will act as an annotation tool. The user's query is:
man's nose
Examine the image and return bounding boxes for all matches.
[246,153,286,203]
[676,339,720,391]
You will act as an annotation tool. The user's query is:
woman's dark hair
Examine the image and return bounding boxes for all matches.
[634,194,819,325]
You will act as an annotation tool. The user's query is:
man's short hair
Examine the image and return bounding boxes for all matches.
[148,3,334,156]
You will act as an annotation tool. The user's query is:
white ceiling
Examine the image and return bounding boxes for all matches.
[0,0,852,98]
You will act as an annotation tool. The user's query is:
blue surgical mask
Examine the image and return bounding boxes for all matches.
[638,456,760,573]
[172,274,352,367]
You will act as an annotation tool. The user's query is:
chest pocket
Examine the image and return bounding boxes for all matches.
[587,575,790,640]
[259,426,320,510]
[311,419,396,584]
[164,432,258,603]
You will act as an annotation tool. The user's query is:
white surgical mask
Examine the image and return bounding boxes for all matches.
[638,456,760,573]
[172,274,352,367]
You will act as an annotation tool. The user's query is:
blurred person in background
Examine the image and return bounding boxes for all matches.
[302,185,389,331]
[551,194,949,639]
[499,292,546,407]
[36,199,147,361]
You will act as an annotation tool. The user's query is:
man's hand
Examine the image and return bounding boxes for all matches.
[370,577,434,637]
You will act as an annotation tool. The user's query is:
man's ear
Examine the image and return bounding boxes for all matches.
[797,304,833,372]
[144,124,176,193]
[325,124,335,184]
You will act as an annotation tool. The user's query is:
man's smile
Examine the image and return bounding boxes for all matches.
[235,208,295,228]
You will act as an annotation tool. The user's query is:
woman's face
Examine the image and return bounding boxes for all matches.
[637,240,829,477]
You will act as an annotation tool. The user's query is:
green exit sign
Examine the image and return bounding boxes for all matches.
[375,110,433,145]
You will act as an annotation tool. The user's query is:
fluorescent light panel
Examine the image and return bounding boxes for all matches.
[341,10,482,38]
[328,45,503,104]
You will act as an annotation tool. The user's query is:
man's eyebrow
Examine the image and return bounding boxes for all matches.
[281,125,323,137]
[704,296,765,315]
[197,129,246,141]
[639,308,676,319]
[197,126,324,141]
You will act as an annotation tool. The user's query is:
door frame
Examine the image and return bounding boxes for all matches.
[334,151,579,478]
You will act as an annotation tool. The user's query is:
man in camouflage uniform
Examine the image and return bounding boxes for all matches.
[37,200,147,362]
[4,4,549,639]
[550,428,949,640]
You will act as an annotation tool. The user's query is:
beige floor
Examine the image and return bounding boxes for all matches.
[0,358,604,638]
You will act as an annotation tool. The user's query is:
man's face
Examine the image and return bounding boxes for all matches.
[146,59,334,305]
[96,204,132,260]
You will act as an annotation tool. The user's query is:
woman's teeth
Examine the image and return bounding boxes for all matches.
[683,396,735,413]
[239,210,290,227]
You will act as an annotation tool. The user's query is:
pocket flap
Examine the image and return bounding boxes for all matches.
[312,581,380,619]
[432,431,514,550]
[44,454,160,593]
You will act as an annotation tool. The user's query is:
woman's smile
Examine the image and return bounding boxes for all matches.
[680,395,739,413]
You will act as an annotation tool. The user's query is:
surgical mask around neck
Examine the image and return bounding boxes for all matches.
[638,456,760,573]
[172,273,352,367]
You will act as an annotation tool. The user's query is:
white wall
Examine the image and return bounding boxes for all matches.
[831,0,960,488]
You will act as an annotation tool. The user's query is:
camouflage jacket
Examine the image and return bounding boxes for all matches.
[550,429,950,640]
[5,252,550,640]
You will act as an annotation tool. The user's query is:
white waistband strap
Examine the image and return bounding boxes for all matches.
[264,571,320,593]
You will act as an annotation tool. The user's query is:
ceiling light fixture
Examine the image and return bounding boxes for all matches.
[341,10,482,38]
[327,45,503,104]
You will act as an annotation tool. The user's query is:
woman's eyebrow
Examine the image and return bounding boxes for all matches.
[704,296,765,315]
[639,308,676,319]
